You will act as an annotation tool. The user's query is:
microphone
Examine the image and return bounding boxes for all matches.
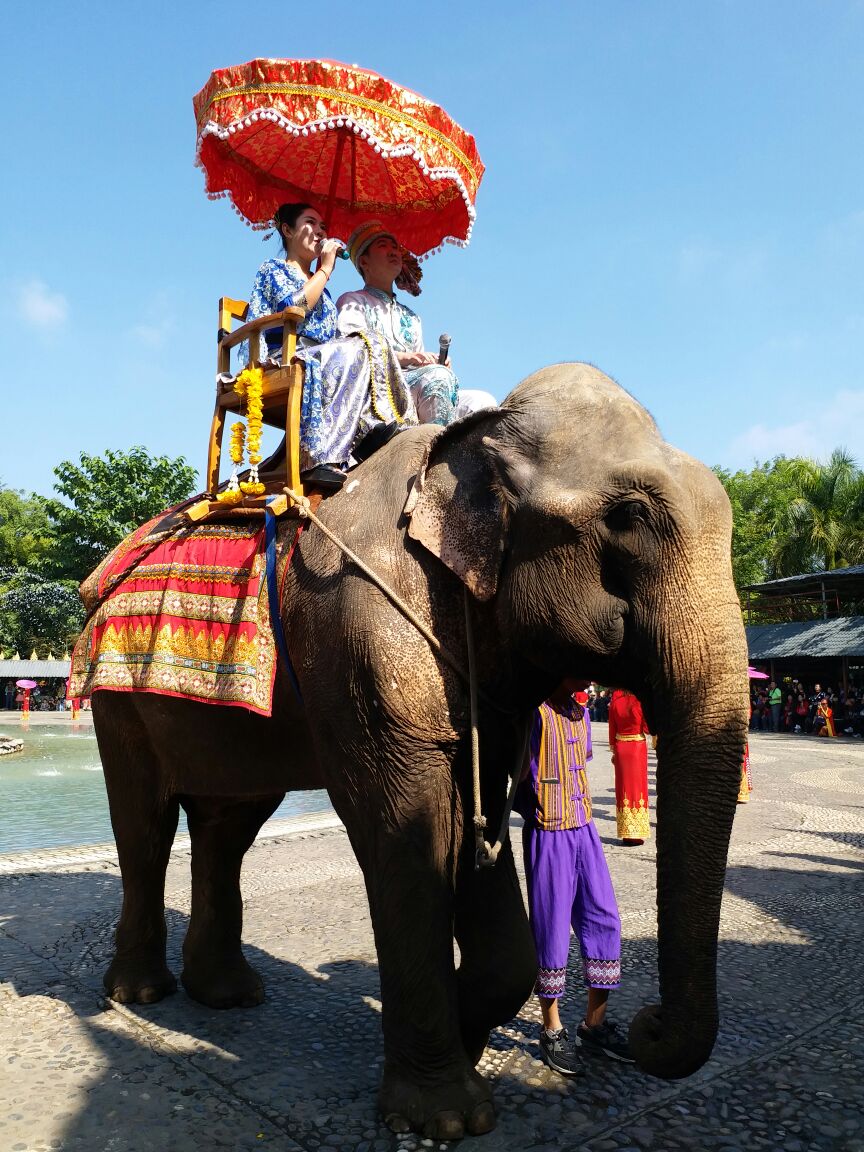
[320,241,350,260]
[438,333,451,365]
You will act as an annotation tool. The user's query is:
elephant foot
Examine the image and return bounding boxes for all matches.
[180,952,264,1009]
[379,1061,496,1140]
[104,954,177,1005]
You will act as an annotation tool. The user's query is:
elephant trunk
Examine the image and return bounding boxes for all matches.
[629,651,748,1079]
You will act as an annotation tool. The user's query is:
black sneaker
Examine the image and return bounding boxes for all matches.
[353,420,399,462]
[538,1027,585,1076]
[576,1019,635,1063]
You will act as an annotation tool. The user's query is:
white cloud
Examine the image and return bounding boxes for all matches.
[727,388,864,466]
[16,279,68,328]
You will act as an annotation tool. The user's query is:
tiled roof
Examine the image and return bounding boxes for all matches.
[743,565,864,593]
[0,660,72,678]
[746,616,864,659]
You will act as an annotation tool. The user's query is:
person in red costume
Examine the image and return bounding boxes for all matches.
[738,703,753,804]
[607,689,650,845]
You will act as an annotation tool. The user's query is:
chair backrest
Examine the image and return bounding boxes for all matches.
[217,297,249,375]
[218,297,248,340]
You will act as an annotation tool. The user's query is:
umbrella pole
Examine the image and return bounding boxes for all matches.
[323,131,348,233]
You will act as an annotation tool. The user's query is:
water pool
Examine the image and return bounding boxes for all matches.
[0,723,332,855]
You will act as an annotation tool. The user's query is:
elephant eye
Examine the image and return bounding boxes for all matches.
[605,500,648,532]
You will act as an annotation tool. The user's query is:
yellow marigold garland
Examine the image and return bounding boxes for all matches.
[216,421,245,504]
[239,367,265,495]
[230,421,246,461]
[216,367,266,503]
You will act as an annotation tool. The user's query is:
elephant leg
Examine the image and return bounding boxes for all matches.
[179,794,282,1008]
[332,785,496,1141]
[95,697,180,1005]
[454,837,537,1065]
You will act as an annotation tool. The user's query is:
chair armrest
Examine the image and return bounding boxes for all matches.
[219,306,306,351]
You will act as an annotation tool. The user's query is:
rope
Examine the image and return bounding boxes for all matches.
[284,485,490,697]
[284,484,521,868]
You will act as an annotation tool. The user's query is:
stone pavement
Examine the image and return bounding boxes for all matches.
[1,728,862,1152]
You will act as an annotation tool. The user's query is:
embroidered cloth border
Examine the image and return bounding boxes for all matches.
[68,512,299,716]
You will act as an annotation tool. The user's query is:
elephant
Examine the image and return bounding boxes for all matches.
[91,363,749,1141]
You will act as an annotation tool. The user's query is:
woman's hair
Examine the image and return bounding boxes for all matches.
[273,203,315,255]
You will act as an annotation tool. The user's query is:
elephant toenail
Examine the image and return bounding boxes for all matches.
[467,1101,496,1135]
[384,1113,411,1134]
[427,1110,464,1140]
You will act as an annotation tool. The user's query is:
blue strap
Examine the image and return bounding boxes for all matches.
[265,503,303,706]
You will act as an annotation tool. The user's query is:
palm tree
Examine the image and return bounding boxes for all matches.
[769,449,864,577]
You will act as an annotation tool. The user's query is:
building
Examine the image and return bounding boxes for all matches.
[743,565,864,692]
[0,658,71,710]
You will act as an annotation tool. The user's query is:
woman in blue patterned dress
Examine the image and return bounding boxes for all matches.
[241,204,416,492]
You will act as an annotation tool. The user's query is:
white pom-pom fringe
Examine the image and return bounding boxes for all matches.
[197,117,479,253]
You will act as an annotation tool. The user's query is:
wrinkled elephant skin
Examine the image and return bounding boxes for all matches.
[92,364,749,1138]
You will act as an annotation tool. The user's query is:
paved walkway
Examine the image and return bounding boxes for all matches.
[1,728,862,1151]
[0,711,95,727]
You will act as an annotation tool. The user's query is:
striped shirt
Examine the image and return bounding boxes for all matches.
[515,699,593,831]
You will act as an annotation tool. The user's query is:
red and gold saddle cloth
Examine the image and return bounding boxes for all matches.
[68,510,297,716]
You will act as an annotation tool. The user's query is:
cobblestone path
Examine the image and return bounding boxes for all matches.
[1,728,862,1151]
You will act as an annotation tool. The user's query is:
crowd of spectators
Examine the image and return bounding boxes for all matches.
[750,679,864,736]
[586,680,864,738]
[1,679,74,711]
[587,689,610,723]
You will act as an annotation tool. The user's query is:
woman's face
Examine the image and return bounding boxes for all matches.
[283,209,326,263]
[360,235,402,284]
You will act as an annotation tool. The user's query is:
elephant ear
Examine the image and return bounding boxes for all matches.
[405,407,521,600]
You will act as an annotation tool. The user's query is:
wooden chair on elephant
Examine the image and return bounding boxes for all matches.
[186,297,308,522]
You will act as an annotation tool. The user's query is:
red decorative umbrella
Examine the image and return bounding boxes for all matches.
[748,667,769,680]
[15,679,37,689]
[193,58,484,257]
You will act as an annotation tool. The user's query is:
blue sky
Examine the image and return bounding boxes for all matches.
[2,1,863,499]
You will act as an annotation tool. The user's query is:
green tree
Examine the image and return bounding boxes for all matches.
[715,450,864,618]
[769,449,864,576]
[0,569,84,657]
[0,487,55,571]
[713,458,799,590]
[45,447,199,583]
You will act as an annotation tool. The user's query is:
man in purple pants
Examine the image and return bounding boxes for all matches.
[516,678,633,1076]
